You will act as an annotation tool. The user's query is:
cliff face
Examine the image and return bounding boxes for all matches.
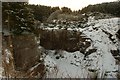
[2,34,45,78]
[39,29,91,52]
[12,35,40,71]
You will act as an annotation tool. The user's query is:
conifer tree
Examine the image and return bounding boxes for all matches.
[2,2,35,35]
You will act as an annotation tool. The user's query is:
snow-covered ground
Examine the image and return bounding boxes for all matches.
[44,51,89,78]
[43,17,120,78]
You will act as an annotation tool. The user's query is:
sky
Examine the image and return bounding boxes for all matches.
[29,0,117,11]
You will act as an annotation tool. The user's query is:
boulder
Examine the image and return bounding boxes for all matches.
[116,29,120,39]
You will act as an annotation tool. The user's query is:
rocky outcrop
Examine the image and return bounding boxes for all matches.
[12,34,41,71]
[111,49,120,56]
[39,29,91,52]
[116,29,120,39]
[2,34,46,78]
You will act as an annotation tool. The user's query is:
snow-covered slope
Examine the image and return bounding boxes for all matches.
[43,17,120,78]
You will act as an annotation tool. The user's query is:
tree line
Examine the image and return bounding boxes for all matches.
[2,1,120,35]
[28,5,72,22]
[79,1,120,17]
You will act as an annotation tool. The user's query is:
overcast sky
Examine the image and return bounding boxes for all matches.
[29,0,117,11]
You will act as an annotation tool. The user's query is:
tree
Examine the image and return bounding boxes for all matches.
[28,4,52,22]
[61,7,72,14]
[51,7,60,12]
[79,1,120,17]
[2,2,35,35]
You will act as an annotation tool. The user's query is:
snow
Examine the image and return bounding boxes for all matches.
[30,63,41,71]
[0,67,3,77]
[82,18,119,78]
[44,51,89,78]
[43,17,120,78]
[4,49,11,64]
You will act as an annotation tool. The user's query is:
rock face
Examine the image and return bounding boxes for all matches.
[39,29,91,52]
[116,29,120,39]
[12,34,40,71]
